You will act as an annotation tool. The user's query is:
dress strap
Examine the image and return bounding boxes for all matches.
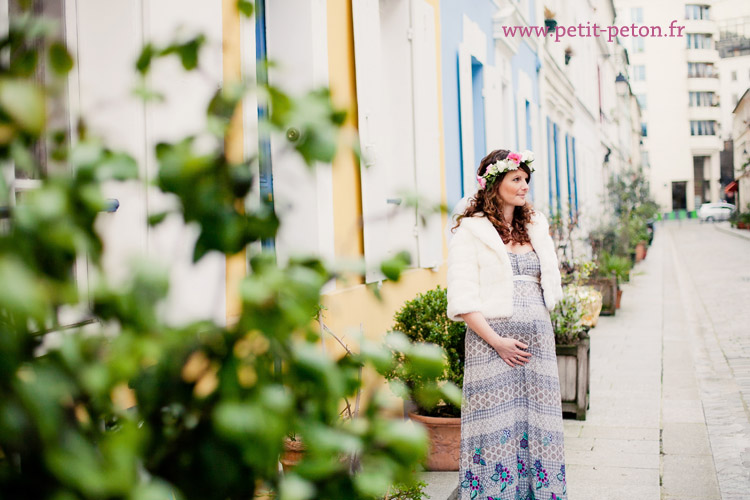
[512,275,540,283]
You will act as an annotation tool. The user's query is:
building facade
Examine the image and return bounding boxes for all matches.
[615,0,723,213]
[3,0,643,386]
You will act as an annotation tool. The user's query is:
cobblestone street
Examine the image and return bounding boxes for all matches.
[423,220,750,500]
[564,220,750,500]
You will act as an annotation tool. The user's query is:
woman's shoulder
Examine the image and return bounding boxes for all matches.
[529,210,549,226]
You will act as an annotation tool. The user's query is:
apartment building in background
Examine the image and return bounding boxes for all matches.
[615,0,723,213]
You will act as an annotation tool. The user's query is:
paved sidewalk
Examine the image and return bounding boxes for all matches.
[422,223,731,500]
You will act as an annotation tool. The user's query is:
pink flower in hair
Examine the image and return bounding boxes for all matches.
[507,152,522,164]
[477,175,487,189]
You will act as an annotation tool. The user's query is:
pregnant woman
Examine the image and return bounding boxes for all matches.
[447,149,567,500]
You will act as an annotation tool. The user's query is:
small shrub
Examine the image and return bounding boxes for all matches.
[385,286,465,417]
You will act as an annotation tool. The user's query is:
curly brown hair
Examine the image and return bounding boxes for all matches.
[453,149,535,245]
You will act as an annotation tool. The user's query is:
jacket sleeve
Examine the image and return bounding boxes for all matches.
[446,225,481,322]
[533,213,564,310]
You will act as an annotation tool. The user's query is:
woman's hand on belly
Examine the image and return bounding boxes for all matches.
[460,311,532,367]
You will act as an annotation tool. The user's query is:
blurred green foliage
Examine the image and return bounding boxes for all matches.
[0,5,456,499]
[385,287,464,418]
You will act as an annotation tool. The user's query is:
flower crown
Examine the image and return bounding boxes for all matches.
[477,150,535,189]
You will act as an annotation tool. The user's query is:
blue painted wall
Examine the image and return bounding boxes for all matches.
[471,59,486,169]
[440,0,497,209]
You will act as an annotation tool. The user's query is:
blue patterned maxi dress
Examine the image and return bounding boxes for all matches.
[458,250,567,500]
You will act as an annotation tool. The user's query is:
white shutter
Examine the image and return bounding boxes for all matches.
[458,43,476,194]
[483,65,503,153]
[352,0,394,282]
[410,0,441,269]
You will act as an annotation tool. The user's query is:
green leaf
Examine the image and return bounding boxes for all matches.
[49,42,74,75]
[136,43,155,74]
[237,0,254,17]
[440,382,463,407]
[10,139,36,173]
[0,78,45,135]
[380,251,411,281]
[278,474,315,500]
[132,83,165,103]
[9,49,38,77]
[147,211,170,226]
[96,152,139,181]
[177,36,205,71]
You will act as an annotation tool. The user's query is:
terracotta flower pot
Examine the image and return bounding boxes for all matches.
[615,289,623,309]
[408,412,461,471]
[280,437,306,472]
[635,242,647,262]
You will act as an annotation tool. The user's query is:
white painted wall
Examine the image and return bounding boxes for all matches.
[266,0,335,270]
[351,0,444,282]
[72,0,226,325]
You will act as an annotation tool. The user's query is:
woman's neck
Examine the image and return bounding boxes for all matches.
[502,205,515,225]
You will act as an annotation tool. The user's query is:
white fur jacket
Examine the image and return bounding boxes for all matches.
[447,211,563,322]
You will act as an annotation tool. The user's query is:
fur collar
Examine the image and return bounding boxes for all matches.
[458,211,547,260]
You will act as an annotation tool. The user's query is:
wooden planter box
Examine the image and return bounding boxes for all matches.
[585,276,617,316]
[556,337,590,420]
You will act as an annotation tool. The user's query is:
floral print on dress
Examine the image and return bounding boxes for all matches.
[490,462,514,492]
[472,447,487,466]
[542,433,552,447]
[500,428,512,444]
[520,432,529,449]
[460,470,483,499]
[531,460,550,490]
[556,465,566,495]
[517,454,528,478]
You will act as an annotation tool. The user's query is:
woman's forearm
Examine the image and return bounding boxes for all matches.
[460,311,498,348]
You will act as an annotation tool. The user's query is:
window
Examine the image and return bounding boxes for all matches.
[631,7,643,24]
[633,38,645,53]
[688,62,715,77]
[636,93,647,110]
[685,5,710,20]
[731,70,737,81]
[690,120,716,135]
[633,65,646,81]
[641,151,649,167]
[689,91,715,106]
[641,122,648,137]
[686,33,712,49]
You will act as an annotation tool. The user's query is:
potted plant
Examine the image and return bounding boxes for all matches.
[736,204,750,230]
[385,286,465,471]
[544,7,558,31]
[560,259,603,327]
[551,287,591,420]
[280,434,306,472]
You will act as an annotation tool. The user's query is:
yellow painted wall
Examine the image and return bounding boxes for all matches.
[324,0,450,413]
[222,0,245,324]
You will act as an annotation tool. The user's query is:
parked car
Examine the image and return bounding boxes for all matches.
[698,202,736,222]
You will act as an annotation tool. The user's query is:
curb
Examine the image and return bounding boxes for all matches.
[715,224,750,241]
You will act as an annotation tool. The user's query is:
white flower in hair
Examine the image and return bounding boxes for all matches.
[520,150,535,163]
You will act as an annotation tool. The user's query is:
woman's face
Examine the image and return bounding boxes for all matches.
[496,169,530,206]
